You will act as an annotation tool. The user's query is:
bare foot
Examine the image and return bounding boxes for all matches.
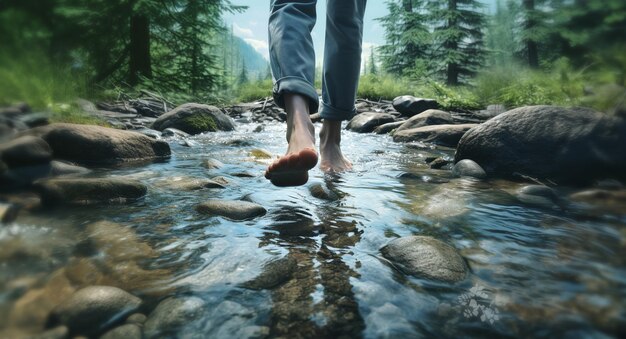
[319,120,352,172]
[265,94,318,186]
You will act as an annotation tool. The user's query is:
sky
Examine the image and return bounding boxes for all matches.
[223,1,497,67]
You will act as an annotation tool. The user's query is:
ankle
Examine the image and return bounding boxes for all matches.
[320,120,342,146]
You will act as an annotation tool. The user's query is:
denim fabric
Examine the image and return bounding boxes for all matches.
[269,0,367,121]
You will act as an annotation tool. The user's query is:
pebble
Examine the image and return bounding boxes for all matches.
[196,199,267,220]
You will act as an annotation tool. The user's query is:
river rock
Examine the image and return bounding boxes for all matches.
[0,202,19,223]
[308,183,340,201]
[393,124,477,147]
[48,286,142,337]
[23,123,170,165]
[152,103,234,134]
[125,313,147,325]
[373,121,404,134]
[455,105,626,183]
[569,189,626,215]
[0,135,52,167]
[196,199,266,220]
[136,128,162,139]
[381,236,468,283]
[153,176,225,190]
[241,256,298,290]
[161,127,190,138]
[429,157,450,169]
[516,185,559,208]
[452,159,487,179]
[203,158,224,169]
[0,161,90,190]
[100,323,142,339]
[392,96,439,117]
[393,109,453,134]
[143,297,206,339]
[346,112,396,133]
[34,178,147,205]
[32,326,69,339]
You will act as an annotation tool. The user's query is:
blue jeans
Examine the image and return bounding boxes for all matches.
[269,0,367,121]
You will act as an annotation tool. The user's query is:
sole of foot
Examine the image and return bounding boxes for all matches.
[265,148,318,187]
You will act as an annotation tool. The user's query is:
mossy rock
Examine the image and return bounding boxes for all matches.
[152,103,235,135]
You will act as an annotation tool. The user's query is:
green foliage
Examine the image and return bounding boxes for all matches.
[182,114,217,131]
[49,102,108,126]
[236,80,273,103]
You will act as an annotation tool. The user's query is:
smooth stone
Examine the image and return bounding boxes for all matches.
[231,171,256,178]
[346,112,396,133]
[393,109,453,134]
[99,323,142,339]
[249,148,273,159]
[161,127,190,138]
[452,159,487,179]
[240,256,297,290]
[210,176,232,186]
[203,158,224,169]
[0,202,19,223]
[34,178,147,205]
[373,121,404,134]
[429,157,450,169]
[153,176,225,190]
[516,185,559,208]
[143,297,206,339]
[152,103,235,134]
[0,161,91,190]
[18,113,52,129]
[308,183,340,201]
[455,105,626,183]
[31,325,69,339]
[381,236,468,282]
[393,124,477,147]
[196,199,266,220]
[0,135,52,167]
[125,313,147,325]
[136,128,162,139]
[252,125,264,133]
[22,123,170,165]
[49,286,141,337]
[392,95,439,117]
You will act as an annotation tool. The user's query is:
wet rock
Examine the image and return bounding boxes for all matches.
[161,127,190,138]
[570,189,626,215]
[153,176,225,190]
[455,105,626,184]
[249,148,273,159]
[346,112,395,133]
[85,221,157,262]
[429,157,450,169]
[203,158,224,169]
[100,323,142,339]
[516,185,559,208]
[135,128,161,139]
[34,178,147,205]
[0,202,19,223]
[125,313,147,325]
[23,123,170,165]
[31,325,69,339]
[392,96,439,117]
[0,135,52,167]
[393,109,453,134]
[49,286,142,337]
[152,103,234,134]
[253,125,264,133]
[1,161,90,190]
[373,121,404,134]
[241,256,298,290]
[144,297,206,339]
[231,171,256,178]
[381,236,468,282]
[17,112,50,128]
[393,124,477,147]
[308,183,340,201]
[196,199,266,220]
[452,159,487,179]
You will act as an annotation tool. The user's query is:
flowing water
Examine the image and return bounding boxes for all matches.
[1,121,625,338]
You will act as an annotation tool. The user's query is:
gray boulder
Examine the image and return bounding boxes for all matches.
[381,236,468,283]
[48,286,142,337]
[452,159,487,179]
[393,109,453,134]
[392,96,439,117]
[455,105,626,183]
[346,112,396,133]
[0,135,52,167]
[23,123,170,165]
[196,199,266,220]
[34,178,147,205]
[393,124,477,147]
[152,103,234,134]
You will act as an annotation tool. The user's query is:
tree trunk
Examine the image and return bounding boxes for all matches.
[129,14,151,85]
[446,0,459,85]
[524,0,539,68]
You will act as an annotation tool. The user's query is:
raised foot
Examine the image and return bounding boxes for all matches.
[265,148,319,187]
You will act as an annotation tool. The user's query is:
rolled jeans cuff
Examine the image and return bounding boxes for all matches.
[272,76,319,114]
[319,102,357,121]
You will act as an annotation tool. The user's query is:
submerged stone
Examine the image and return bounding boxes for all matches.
[34,178,147,205]
[196,199,266,220]
[144,297,206,339]
[452,159,487,179]
[100,323,142,339]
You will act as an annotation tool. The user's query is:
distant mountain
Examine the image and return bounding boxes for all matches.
[235,36,268,79]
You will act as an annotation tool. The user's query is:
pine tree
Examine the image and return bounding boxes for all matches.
[485,0,521,67]
[368,48,378,75]
[427,0,487,85]
[238,59,248,85]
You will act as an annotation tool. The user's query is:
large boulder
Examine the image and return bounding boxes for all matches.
[381,236,468,283]
[23,123,170,165]
[455,105,626,183]
[346,112,396,133]
[48,286,142,337]
[393,124,477,147]
[392,96,439,117]
[393,109,453,134]
[0,135,52,167]
[152,103,235,134]
[34,178,147,205]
